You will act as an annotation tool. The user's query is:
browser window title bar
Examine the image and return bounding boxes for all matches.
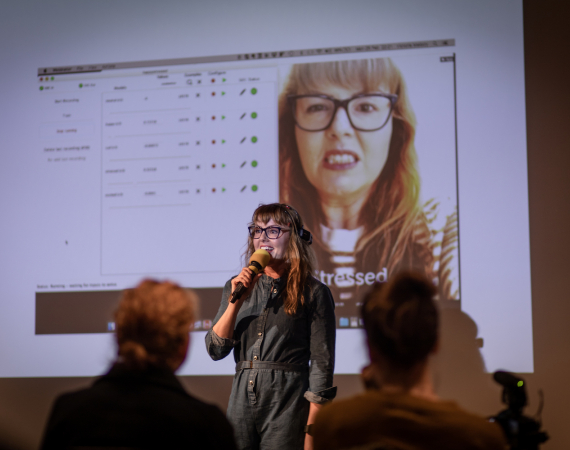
[37,39,455,76]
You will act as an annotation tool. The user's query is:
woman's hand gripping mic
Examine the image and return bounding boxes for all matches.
[230,249,271,304]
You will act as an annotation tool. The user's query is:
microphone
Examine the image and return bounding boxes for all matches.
[230,249,271,303]
[493,371,524,388]
[493,370,528,412]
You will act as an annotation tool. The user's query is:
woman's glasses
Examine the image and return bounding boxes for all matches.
[288,93,398,132]
[248,226,290,240]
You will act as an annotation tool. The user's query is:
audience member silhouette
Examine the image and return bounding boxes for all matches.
[40,279,237,450]
[312,272,507,450]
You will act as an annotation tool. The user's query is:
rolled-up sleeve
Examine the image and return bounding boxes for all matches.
[205,280,239,361]
[304,283,337,404]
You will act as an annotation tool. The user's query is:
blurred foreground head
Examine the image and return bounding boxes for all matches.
[362,272,438,371]
[115,279,196,371]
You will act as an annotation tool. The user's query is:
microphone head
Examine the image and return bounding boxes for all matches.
[493,370,527,410]
[493,370,524,388]
[250,249,271,270]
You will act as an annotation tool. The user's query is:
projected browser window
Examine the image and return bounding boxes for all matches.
[35,40,459,335]
[36,41,454,333]
[36,38,531,378]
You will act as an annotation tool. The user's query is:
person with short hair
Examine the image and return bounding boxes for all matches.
[40,279,237,450]
[312,272,506,450]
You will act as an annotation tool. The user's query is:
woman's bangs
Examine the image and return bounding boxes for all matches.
[294,58,400,94]
[252,204,290,226]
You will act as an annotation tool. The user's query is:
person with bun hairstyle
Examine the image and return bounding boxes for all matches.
[206,203,336,450]
[41,279,237,450]
[312,272,506,450]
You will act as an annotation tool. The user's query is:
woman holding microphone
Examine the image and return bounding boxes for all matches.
[205,203,336,450]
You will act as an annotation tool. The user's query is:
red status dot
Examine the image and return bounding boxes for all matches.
[212,115,216,120]
[211,92,215,96]
[211,78,215,83]
[212,164,216,168]
[212,140,216,144]
[212,188,216,193]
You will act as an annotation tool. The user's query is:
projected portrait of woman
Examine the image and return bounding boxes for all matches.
[279,57,458,319]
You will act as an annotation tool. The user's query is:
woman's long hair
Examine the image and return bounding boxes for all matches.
[245,203,316,315]
[279,58,430,275]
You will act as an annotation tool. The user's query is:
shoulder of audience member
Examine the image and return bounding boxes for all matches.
[436,403,507,449]
[183,397,237,447]
[314,391,507,450]
[313,392,374,435]
[179,394,238,448]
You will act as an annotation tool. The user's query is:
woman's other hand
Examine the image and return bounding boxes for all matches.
[304,432,314,450]
[305,402,323,450]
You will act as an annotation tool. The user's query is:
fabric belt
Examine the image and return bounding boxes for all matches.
[236,361,308,372]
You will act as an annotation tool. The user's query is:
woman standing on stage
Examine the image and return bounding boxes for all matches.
[205,203,336,450]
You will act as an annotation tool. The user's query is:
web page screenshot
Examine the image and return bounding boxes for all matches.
[35,40,459,338]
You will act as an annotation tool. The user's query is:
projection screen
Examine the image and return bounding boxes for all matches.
[0,0,532,377]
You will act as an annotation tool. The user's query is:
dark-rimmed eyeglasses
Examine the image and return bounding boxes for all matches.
[288,93,398,132]
[248,226,290,240]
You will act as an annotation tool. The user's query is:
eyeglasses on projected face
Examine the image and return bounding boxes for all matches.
[248,226,290,240]
[288,93,398,132]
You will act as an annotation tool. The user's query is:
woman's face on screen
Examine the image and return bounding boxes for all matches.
[294,84,393,203]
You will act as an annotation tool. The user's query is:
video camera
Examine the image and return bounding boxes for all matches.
[489,371,548,450]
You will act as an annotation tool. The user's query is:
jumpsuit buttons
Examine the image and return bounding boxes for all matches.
[247,282,276,406]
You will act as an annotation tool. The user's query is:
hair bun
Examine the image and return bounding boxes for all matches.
[114,279,195,371]
[388,275,435,305]
[362,272,438,368]
[119,340,151,370]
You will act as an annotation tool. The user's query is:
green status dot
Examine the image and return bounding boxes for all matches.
[251,160,258,167]
[50,76,54,81]
[251,112,258,119]
[39,86,44,91]
[251,136,258,143]
[251,88,257,95]
[251,184,258,192]
[79,83,83,88]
